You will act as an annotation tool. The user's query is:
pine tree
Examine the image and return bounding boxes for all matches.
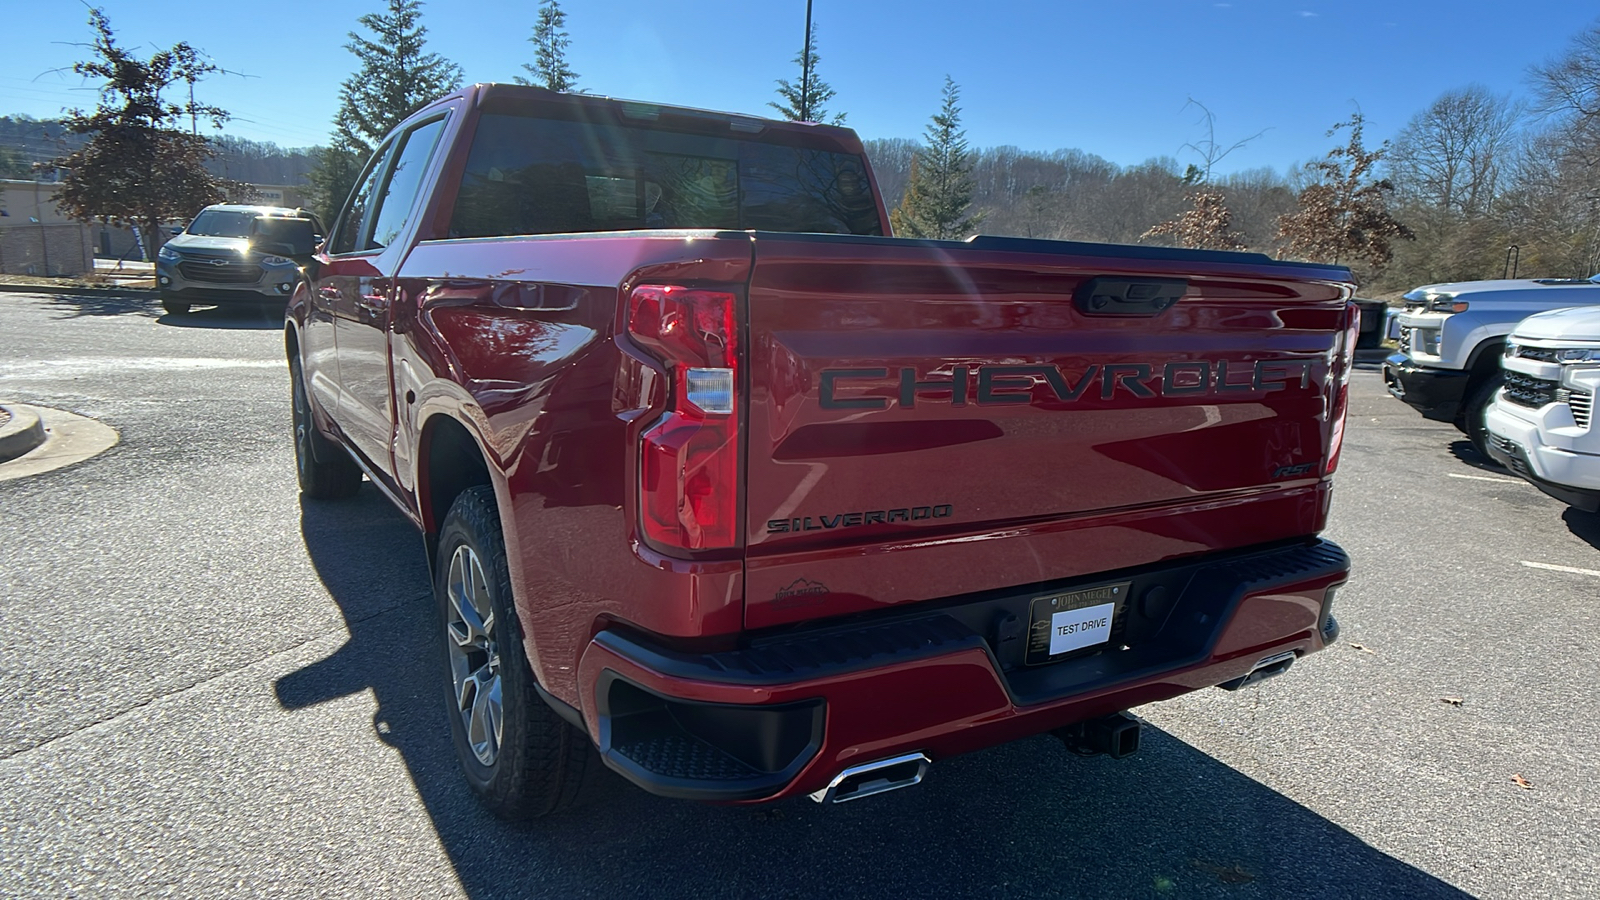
[769,24,844,124]
[309,0,462,216]
[515,0,579,91]
[305,142,365,223]
[891,76,982,240]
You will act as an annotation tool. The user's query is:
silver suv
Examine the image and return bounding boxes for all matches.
[155,205,325,315]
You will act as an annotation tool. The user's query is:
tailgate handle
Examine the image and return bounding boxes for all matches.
[1074,277,1187,316]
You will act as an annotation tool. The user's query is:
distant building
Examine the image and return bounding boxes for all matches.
[0,179,94,276]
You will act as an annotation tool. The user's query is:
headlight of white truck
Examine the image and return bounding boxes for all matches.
[1557,348,1600,364]
[1417,328,1442,355]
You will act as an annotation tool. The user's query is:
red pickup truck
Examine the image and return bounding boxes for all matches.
[288,83,1356,818]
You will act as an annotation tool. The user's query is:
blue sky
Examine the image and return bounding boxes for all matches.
[3,1,1596,175]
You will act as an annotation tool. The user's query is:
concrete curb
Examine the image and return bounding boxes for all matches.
[0,282,156,299]
[0,404,47,463]
[0,404,120,482]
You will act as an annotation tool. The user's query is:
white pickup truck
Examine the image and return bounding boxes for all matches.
[1383,275,1600,455]
[1485,306,1600,511]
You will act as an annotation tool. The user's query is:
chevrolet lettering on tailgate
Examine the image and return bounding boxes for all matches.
[818,360,1315,409]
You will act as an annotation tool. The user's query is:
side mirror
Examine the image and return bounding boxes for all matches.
[168,225,183,236]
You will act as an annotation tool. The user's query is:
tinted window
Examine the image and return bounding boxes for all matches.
[366,117,447,251]
[251,217,318,257]
[186,210,256,238]
[449,114,882,239]
[331,142,394,255]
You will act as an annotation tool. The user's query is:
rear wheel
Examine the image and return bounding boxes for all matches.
[436,485,595,819]
[1463,373,1503,461]
[290,355,362,499]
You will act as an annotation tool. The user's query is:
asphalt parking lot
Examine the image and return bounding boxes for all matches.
[1,290,1597,899]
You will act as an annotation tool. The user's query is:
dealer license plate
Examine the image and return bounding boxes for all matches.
[1024,581,1129,665]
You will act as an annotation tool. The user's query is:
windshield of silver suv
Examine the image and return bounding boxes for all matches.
[185,209,258,238]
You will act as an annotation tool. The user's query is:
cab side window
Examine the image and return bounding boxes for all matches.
[330,141,395,256]
[365,117,448,251]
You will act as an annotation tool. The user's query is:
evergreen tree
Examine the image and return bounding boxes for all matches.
[769,24,844,124]
[891,76,981,240]
[309,0,462,217]
[44,8,232,258]
[305,142,365,223]
[515,0,579,91]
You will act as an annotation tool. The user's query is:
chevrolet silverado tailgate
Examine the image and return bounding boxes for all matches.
[741,234,1352,628]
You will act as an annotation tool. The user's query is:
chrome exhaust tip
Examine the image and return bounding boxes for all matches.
[809,752,931,804]
[1218,650,1298,691]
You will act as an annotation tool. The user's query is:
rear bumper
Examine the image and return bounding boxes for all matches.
[1383,352,1469,422]
[571,539,1349,803]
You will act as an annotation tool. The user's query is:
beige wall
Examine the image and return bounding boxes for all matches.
[0,179,308,262]
[0,178,76,226]
[0,223,96,276]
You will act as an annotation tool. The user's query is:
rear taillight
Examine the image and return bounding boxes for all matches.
[1325,301,1360,475]
[627,285,740,553]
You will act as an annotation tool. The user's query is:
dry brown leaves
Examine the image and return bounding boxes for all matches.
[1191,859,1256,884]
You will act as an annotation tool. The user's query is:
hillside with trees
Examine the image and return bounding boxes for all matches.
[5,4,1600,290]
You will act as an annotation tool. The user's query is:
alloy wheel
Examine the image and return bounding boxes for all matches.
[445,543,503,766]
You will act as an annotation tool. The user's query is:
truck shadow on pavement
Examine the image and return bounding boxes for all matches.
[37,291,159,319]
[278,491,1473,900]
[1561,507,1600,553]
[157,306,284,330]
[1447,439,1507,473]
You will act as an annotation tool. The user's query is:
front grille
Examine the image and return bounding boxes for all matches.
[1568,389,1593,429]
[1517,346,1560,362]
[1398,326,1412,353]
[1502,371,1558,408]
[178,258,262,284]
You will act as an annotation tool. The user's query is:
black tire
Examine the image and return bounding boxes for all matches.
[290,355,362,499]
[435,485,595,819]
[160,297,190,315]
[1464,373,1503,461]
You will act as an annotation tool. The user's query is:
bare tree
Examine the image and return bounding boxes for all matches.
[1514,19,1600,275]
[1388,85,1519,216]
[1179,98,1267,183]
[1530,20,1600,133]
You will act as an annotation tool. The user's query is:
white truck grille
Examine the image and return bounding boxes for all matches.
[1569,389,1593,429]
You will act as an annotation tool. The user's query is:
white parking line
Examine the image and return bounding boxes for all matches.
[0,358,282,379]
[1521,560,1600,578]
[1448,473,1523,484]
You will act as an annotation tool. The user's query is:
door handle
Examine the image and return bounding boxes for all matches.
[318,285,339,301]
[356,291,388,313]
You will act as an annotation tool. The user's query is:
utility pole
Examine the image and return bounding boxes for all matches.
[800,0,814,122]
